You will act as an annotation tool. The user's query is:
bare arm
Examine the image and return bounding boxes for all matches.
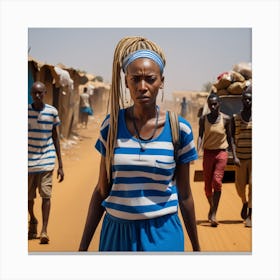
[176,163,200,251]
[224,115,240,167]
[231,115,241,167]
[79,156,111,251]
[197,115,205,153]
[52,126,64,182]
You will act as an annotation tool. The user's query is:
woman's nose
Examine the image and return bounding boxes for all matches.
[138,79,147,90]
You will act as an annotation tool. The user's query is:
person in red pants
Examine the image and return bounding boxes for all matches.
[197,92,239,227]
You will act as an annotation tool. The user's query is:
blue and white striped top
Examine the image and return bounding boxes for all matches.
[95,109,198,220]
[28,104,60,173]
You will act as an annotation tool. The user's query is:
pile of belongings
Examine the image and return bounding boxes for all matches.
[212,62,252,95]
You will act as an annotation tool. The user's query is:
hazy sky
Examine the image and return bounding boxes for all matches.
[28,28,251,98]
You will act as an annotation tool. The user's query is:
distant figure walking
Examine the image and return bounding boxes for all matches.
[197,92,238,227]
[28,81,64,244]
[180,97,188,118]
[232,86,252,227]
[80,87,93,128]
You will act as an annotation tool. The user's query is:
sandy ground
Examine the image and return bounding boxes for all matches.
[28,110,251,253]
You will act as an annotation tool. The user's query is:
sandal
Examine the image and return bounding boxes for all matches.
[40,232,49,244]
[28,221,38,240]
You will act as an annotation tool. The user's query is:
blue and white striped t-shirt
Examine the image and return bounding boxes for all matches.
[28,104,60,173]
[95,109,198,220]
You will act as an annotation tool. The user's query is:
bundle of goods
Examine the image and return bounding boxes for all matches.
[212,62,252,96]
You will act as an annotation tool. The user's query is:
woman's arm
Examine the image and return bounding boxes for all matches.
[176,163,200,251]
[78,156,111,251]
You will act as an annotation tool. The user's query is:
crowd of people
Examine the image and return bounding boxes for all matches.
[28,36,252,251]
[197,89,252,228]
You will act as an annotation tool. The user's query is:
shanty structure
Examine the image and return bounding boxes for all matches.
[28,56,110,139]
[81,75,111,115]
[172,90,208,119]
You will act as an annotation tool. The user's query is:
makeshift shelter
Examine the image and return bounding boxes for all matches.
[62,67,89,134]
[28,56,110,138]
[28,58,37,104]
[81,74,111,115]
[52,66,75,138]
[172,91,208,120]
[28,57,80,138]
[28,56,58,106]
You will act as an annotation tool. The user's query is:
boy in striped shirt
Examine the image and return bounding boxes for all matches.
[28,81,64,244]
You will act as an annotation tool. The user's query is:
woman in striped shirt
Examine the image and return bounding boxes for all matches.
[79,36,200,252]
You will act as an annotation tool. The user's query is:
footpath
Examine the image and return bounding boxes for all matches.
[28,113,252,253]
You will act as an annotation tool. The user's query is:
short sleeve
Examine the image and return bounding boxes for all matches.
[95,114,110,156]
[53,108,61,126]
[177,116,198,164]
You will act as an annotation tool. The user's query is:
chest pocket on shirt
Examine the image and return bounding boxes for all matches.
[155,159,176,178]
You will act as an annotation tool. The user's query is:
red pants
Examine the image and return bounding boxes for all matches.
[203,149,228,197]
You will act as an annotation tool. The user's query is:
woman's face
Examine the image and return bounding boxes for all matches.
[125,58,164,107]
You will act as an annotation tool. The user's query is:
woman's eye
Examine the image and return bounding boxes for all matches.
[131,77,140,82]
[129,76,157,84]
[146,77,156,83]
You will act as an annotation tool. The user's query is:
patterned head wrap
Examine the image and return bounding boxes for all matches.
[122,49,165,74]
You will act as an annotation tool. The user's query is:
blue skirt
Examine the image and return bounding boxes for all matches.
[80,106,93,115]
[99,212,184,252]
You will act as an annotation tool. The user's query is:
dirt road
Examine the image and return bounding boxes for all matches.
[28,112,251,253]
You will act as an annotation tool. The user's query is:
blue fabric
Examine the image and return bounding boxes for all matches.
[122,49,165,74]
[95,109,198,220]
[80,106,93,115]
[28,63,34,104]
[28,104,60,173]
[99,212,184,251]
